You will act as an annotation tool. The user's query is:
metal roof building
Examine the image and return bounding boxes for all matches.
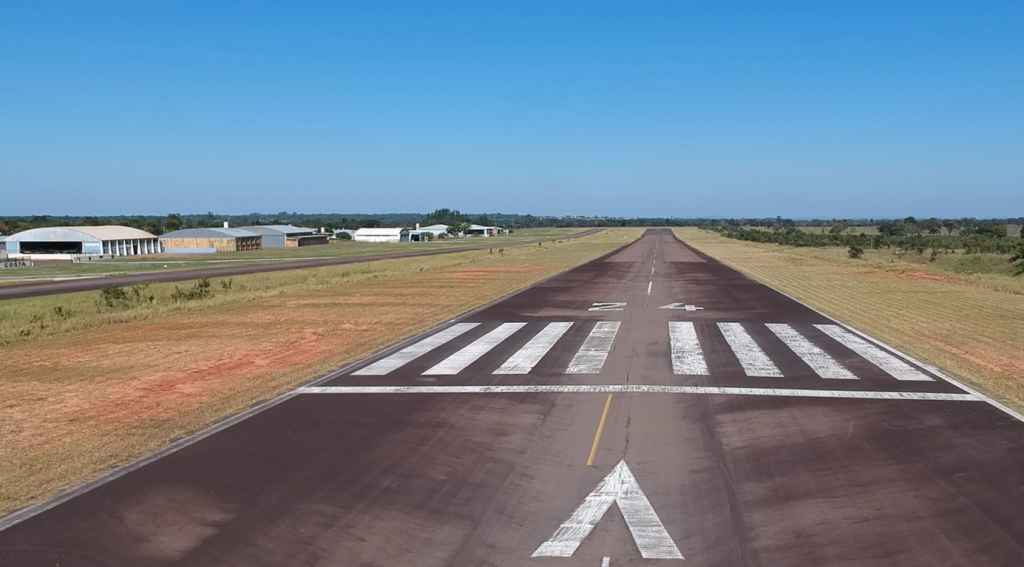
[159,227,262,254]
[353,227,409,243]
[5,225,160,258]
[238,225,328,248]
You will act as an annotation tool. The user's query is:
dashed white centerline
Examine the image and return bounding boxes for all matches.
[298,385,978,401]
[647,280,653,295]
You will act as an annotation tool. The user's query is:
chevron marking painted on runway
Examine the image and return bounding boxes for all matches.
[532,460,683,559]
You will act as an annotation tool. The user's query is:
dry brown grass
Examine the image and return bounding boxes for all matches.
[0,229,641,517]
[675,228,1024,412]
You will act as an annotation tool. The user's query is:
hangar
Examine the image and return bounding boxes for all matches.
[353,227,409,243]
[5,226,161,259]
[159,228,262,254]
[466,224,500,237]
[239,225,329,248]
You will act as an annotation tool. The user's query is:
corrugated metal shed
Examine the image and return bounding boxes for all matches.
[354,228,406,237]
[7,225,158,242]
[240,225,316,236]
[160,228,258,239]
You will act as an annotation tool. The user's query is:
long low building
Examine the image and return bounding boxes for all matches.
[4,226,161,259]
[353,227,409,242]
[239,225,329,248]
[159,228,262,254]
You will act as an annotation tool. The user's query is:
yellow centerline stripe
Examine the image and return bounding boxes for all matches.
[586,394,614,466]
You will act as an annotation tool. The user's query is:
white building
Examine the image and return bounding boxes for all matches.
[5,226,161,259]
[353,227,409,243]
[466,224,500,237]
[408,223,450,242]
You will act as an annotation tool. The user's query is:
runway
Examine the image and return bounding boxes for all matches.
[2,228,1022,566]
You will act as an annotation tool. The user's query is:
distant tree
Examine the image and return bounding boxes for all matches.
[847,245,864,259]
[424,208,468,226]
[877,221,905,237]
[829,221,849,235]
[920,218,942,234]
[164,213,183,232]
[942,219,959,235]
[447,222,470,236]
[1010,241,1024,276]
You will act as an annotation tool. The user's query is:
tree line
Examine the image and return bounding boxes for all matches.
[712,217,1024,275]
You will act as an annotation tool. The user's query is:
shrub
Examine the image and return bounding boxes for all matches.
[848,245,864,259]
[1011,242,1024,276]
[171,278,213,302]
[97,284,154,311]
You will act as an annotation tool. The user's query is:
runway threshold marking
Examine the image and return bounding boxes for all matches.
[567,322,621,374]
[767,323,857,380]
[494,322,573,374]
[532,460,683,559]
[424,322,526,375]
[718,322,783,377]
[586,394,614,466]
[297,385,979,401]
[816,324,934,381]
[669,321,709,375]
[352,322,480,375]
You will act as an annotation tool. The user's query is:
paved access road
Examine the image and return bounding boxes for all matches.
[0,229,602,301]
[3,228,1023,566]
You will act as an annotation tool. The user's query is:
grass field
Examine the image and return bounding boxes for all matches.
[0,227,584,281]
[675,228,1024,412]
[0,228,640,518]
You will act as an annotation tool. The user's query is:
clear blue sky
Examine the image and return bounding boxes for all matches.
[2,1,1021,218]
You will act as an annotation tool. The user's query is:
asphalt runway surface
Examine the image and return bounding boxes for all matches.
[0,229,601,301]
[2,228,1023,566]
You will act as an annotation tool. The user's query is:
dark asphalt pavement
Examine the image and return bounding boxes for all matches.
[2,228,1022,566]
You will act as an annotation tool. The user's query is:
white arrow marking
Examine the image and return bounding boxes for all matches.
[659,303,704,311]
[589,302,626,312]
[532,460,683,559]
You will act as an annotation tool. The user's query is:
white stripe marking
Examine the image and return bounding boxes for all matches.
[718,322,783,377]
[352,323,480,375]
[815,324,934,381]
[647,280,653,295]
[669,322,708,375]
[566,322,621,374]
[423,323,526,375]
[297,385,978,401]
[766,323,857,380]
[532,460,683,559]
[493,322,573,374]
[602,557,611,567]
